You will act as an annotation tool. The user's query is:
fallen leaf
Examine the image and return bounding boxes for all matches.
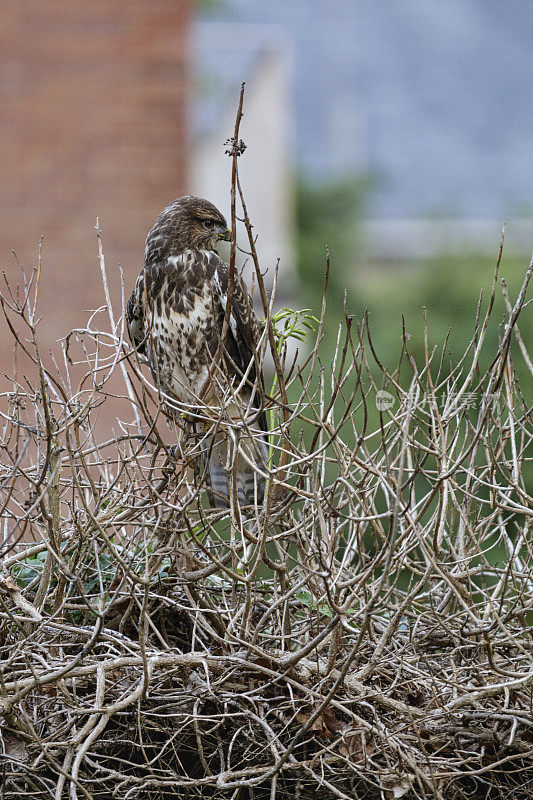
[4,734,29,765]
[381,774,414,798]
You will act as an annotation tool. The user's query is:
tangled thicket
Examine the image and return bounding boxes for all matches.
[1,151,532,798]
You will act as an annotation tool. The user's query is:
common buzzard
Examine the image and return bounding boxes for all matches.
[127,196,267,508]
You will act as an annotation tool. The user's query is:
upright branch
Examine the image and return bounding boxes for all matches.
[219,81,246,352]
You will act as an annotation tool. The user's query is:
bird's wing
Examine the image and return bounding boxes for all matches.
[126,270,147,356]
[207,252,268,433]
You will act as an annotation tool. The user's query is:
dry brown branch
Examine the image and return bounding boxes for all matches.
[0,112,532,800]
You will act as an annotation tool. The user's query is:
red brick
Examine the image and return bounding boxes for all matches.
[0,1,190,410]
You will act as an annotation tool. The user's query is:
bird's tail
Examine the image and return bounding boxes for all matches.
[203,429,267,509]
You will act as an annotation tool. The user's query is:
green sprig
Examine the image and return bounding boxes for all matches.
[265,307,319,354]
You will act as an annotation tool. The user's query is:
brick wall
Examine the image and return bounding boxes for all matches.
[0,2,190,379]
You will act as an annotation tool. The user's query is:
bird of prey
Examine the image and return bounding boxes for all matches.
[127,196,267,508]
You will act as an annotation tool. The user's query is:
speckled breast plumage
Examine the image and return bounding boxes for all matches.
[127,249,223,405]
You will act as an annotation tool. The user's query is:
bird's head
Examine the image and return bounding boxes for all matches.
[145,196,231,263]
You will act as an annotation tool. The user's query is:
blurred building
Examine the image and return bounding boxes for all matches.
[0,1,190,366]
[201,1,533,257]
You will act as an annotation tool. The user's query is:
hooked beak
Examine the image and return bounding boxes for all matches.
[218,227,232,242]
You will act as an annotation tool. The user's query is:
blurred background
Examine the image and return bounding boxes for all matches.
[1,0,532,416]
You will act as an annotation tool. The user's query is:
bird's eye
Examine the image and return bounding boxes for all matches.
[204,219,215,229]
